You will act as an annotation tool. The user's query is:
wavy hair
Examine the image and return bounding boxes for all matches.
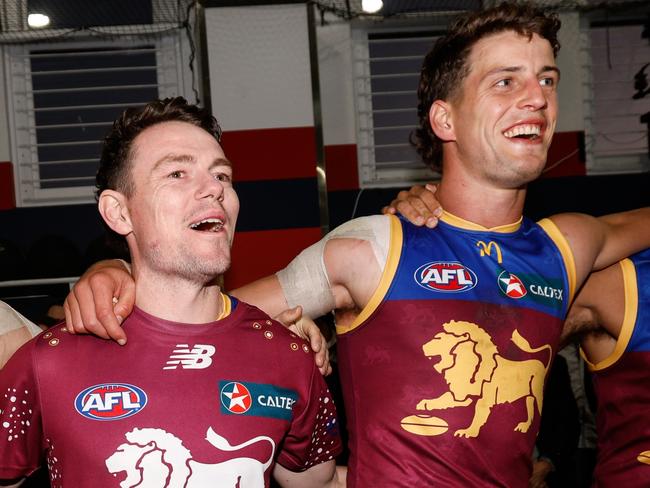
[411,2,561,172]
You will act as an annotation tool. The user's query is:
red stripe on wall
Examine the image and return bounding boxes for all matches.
[222,127,317,182]
[543,131,586,178]
[322,133,584,188]
[324,144,359,191]
[224,226,322,290]
[0,162,16,210]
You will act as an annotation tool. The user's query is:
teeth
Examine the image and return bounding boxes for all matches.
[190,218,224,231]
[503,124,541,138]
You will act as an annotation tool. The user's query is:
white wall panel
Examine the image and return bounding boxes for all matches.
[316,11,586,145]
[0,53,10,161]
[205,4,314,131]
[317,18,356,145]
[556,12,584,132]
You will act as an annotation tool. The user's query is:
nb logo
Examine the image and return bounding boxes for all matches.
[476,241,503,264]
[163,344,216,370]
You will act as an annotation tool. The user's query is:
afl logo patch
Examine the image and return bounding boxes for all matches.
[220,381,253,414]
[74,383,147,421]
[414,262,477,293]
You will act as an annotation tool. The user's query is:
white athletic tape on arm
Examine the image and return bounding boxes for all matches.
[276,215,390,319]
[0,301,42,368]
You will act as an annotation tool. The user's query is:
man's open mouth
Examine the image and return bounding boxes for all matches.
[503,124,541,140]
[189,218,224,232]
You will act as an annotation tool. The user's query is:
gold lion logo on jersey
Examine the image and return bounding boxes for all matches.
[637,451,650,465]
[401,320,551,438]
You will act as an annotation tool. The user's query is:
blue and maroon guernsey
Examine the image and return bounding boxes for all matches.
[336,213,575,487]
[0,295,341,487]
[590,249,650,488]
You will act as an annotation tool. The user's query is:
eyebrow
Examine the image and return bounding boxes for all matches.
[210,157,232,170]
[152,153,232,171]
[484,65,561,78]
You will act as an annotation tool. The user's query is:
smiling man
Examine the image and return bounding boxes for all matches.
[60,3,650,487]
[0,98,343,487]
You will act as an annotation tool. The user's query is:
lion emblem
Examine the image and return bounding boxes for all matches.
[638,450,650,465]
[413,320,552,438]
[105,427,275,487]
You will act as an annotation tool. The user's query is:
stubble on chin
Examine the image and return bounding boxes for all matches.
[145,242,231,285]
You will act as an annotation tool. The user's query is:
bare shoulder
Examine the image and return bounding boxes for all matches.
[546,212,601,243]
[546,212,605,287]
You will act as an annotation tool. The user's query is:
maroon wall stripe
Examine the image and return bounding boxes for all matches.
[224,226,322,290]
[543,131,586,178]
[222,127,318,182]
[0,162,15,210]
[324,144,359,191]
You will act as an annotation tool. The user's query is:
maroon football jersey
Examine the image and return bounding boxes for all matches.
[336,214,573,487]
[0,296,341,487]
[590,250,650,487]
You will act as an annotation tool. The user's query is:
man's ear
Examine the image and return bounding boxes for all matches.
[428,100,455,141]
[98,190,133,236]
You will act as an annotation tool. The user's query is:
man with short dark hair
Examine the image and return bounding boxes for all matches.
[0,97,344,487]
[61,3,650,486]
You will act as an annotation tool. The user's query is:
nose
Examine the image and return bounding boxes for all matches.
[196,171,224,202]
[518,78,547,111]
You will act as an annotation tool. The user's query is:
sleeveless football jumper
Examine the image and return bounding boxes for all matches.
[337,213,574,487]
[590,249,650,487]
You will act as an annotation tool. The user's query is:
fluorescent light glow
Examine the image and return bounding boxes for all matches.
[28,13,50,28]
[362,0,383,14]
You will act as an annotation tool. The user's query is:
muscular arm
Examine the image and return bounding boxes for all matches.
[230,274,289,318]
[231,239,379,320]
[549,208,650,289]
[232,216,387,321]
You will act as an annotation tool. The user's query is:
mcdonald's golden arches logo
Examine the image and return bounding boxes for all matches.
[476,241,503,264]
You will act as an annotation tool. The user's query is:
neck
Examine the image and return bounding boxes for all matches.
[437,165,527,229]
[132,266,224,324]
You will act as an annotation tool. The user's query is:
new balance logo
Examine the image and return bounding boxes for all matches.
[163,344,216,370]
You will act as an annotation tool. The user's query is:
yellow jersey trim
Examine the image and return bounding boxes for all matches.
[537,218,577,303]
[440,210,522,233]
[584,258,638,371]
[216,292,232,321]
[336,214,403,335]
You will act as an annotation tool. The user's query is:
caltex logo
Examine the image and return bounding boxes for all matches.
[497,271,527,299]
[220,382,252,414]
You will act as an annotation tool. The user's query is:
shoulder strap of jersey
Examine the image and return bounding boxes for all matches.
[537,218,577,304]
[336,215,403,335]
